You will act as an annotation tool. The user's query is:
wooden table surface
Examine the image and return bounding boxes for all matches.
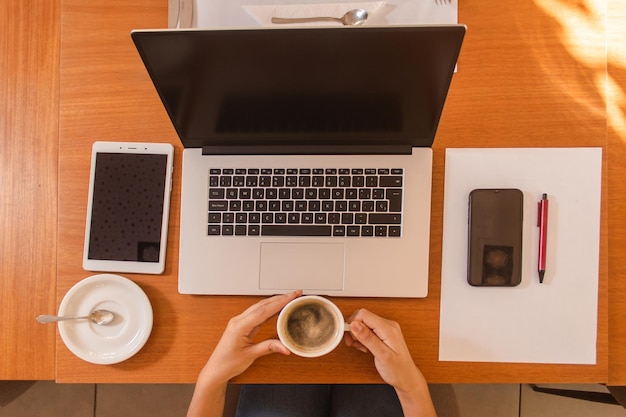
[1,0,59,380]
[607,0,626,386]
[3,0,626,384]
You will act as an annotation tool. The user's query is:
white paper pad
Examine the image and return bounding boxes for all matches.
[439,148,602,364]
[190,0,457,28]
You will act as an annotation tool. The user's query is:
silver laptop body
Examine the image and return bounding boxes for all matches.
[132,25,466,297]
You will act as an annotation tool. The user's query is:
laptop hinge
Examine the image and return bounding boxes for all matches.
[201,145,413,156]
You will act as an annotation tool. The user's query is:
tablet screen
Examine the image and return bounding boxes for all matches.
[87,152,168,263]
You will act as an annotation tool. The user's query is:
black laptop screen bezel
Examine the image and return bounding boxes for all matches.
[131,26,465,150]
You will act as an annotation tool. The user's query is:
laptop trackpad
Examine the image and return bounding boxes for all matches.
[259,243,345,291]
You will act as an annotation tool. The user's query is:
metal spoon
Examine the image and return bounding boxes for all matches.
[36,309,115,325]
[271,8,368,26]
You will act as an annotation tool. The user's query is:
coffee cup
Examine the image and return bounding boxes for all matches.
[277,295,350,358]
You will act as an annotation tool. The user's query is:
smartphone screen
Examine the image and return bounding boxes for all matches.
[83,142,174,274]
[467,189,523,286]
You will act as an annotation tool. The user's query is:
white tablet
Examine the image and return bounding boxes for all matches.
[83,142,174,274]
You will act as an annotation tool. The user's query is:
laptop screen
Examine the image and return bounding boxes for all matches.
[132,26,465,149]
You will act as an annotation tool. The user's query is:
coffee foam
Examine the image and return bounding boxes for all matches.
[284,301,337,352]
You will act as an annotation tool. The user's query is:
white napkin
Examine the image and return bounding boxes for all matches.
[243,2,386,27]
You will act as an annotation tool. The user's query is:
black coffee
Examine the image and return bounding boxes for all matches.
[285,301,337,351]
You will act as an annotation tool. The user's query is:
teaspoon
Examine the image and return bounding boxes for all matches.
[271,8,368,26]
[36,309,115,325]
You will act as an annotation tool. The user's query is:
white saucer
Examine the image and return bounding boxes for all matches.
[58,274,153,365]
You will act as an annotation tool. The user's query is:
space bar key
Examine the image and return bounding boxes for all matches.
[261,225,332,236]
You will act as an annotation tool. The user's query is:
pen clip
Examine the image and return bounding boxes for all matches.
[537,201,542,227]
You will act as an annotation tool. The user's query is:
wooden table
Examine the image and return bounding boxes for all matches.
[607,0,626,386]
[0,0,59,380]
[3,0,626,384]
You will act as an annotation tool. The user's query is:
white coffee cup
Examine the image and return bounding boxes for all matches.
[277,295,350,358]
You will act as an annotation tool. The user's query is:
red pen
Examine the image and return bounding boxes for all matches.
[537,193,549,283]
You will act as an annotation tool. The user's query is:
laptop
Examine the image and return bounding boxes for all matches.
[131,25,466,297]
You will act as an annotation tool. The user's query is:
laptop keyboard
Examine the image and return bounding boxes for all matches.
[207,168,403,237]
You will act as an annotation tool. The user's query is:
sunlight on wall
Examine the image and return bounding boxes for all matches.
[533,0,625,140]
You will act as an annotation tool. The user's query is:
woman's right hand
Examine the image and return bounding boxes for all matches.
[344,308,422,391]
[345,308,437,417]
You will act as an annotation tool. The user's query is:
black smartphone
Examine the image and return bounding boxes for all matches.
[467,189,523,286]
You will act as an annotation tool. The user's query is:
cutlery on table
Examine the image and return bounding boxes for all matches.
[271,8,368,26]
[36,309,115,325]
